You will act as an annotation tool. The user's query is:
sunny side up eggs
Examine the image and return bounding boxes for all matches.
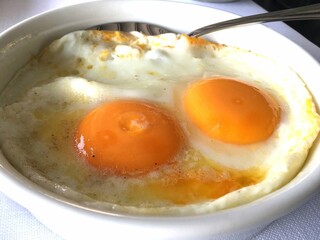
[0,31,319,215]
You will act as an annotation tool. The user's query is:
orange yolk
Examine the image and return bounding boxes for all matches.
[75,100,184,175]
[184,78,281,144]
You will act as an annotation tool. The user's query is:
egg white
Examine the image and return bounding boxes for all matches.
[0,31,319,215]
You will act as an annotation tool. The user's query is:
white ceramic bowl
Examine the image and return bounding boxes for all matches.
[0,1,319,240]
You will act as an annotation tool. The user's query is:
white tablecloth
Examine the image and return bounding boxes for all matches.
[0,1,319,239]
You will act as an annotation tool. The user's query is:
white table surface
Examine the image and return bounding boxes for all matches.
[0,0,319,239]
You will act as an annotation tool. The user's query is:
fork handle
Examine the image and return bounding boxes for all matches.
[188,3,320,37]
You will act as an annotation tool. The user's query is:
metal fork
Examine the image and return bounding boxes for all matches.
[90,3,320,37]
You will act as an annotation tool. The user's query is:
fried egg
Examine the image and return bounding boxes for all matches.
[0,31,319,215]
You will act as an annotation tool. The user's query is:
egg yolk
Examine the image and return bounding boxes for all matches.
[75,100,184,175]
[184,78,281,144]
